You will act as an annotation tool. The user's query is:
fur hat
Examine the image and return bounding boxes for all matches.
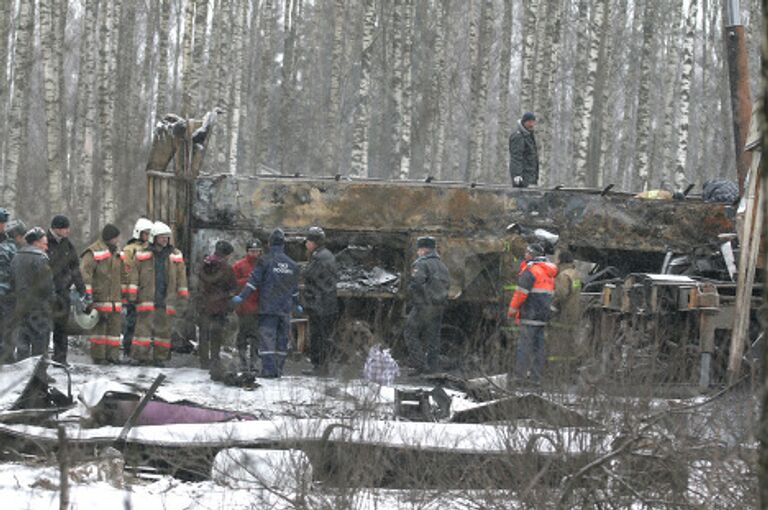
[416,236,436,249]
[25,227,47,244]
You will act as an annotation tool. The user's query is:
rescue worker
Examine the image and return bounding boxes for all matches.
[302,226,338,375]
[509,112,539,187]
[121,217,153,355]
[128,221,189,366]
[507,243,558,385]
[232,239,262,371]
[47,215,87,364]
[404,236,450,375]
[232,228,299,378]
[0,207,9,243]
[81,224,123,364]
[0,220,26,362]
[196,240,237,375]
[11,227,55,360]
[552,251,582,329]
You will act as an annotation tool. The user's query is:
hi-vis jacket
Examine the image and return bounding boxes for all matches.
[126,245,189,315]
[507,257,558,326]
[81,240,123,312]
[121,238,148,300]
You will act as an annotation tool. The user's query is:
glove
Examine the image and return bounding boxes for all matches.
[512,176,524,187]
[295,304,304,315]
[231,295,243,305]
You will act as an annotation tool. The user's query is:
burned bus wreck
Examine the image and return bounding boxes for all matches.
[143,112,751,387]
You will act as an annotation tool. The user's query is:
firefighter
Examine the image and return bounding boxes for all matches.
[302,226,338,375]
[0,220,26,363]
[81,224,123,364]
[47,215,87,364]
[232,228,299,378]
[128,221,188,365]
[121,217,153,355]
[404,236,451,375]
[11,227,55,360]
[232,239,262,371]
[507,243,558,385]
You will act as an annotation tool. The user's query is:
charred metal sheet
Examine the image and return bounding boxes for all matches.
[192,176,735,254]
[451,394,598,427]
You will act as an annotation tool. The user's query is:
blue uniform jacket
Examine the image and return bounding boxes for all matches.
[239,245,299,316]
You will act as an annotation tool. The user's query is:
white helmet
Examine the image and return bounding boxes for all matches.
[132,217,154,239]
[150,221,172,243]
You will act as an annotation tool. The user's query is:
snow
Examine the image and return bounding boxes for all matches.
[0,462,514,510]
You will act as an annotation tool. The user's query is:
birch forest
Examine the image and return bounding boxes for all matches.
[0,0,762,242]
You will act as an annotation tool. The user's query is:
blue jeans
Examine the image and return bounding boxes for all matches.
[514,325,545,383]
[258,314,290,377]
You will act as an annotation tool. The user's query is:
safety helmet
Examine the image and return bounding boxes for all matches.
[73,307,99,330]
[132,217,154,239]
[150,221,172,243]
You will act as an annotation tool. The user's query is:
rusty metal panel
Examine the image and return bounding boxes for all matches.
[192,176,735,255]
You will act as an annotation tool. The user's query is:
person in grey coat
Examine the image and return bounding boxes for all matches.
[11,227,55,360]
[404,236,450,375]
[509,112,539,187]
[302,226,338,375]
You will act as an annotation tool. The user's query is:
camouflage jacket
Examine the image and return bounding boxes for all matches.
[0,238,19,296]
[81,239,123,311]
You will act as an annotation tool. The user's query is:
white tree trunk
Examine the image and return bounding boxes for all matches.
[398,0,413,180]
[497,0,513,182]
[350,0,376,178]
[633,0,655,191]
[98,0,119,225]
[325,0,345,176]
[41,0,65,215]
[431,0,449,180]
[228,0,247,174]
[520,0,539,111]
[674,0,697,191]
[467,0,492,182]
[4,0,33,210]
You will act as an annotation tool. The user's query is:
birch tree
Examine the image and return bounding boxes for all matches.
[633,0,655,191]
[4,0,33,210]
[41,0,65,215]
[674,0,698,191]
[430,0,450,180]
[497,0,513,181]
[350,0,377,178]
[156,0,171,118]
[466,0,492,182]
[520,0,539,111]
[398,0,413,180]
[98,0,119,225]
[279,0,301,173]
[227,0,247,174]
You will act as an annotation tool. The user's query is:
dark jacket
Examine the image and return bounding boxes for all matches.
[408,251,450,308]
[196,254,238,316]
[240,245,299,316]
[508,121,539,186]
[47,232,85,296]
[508,257,558,326]
[303,246,338,316]
[11,246,54,308]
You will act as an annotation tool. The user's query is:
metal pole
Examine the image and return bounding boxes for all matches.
[722,0,753,194]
